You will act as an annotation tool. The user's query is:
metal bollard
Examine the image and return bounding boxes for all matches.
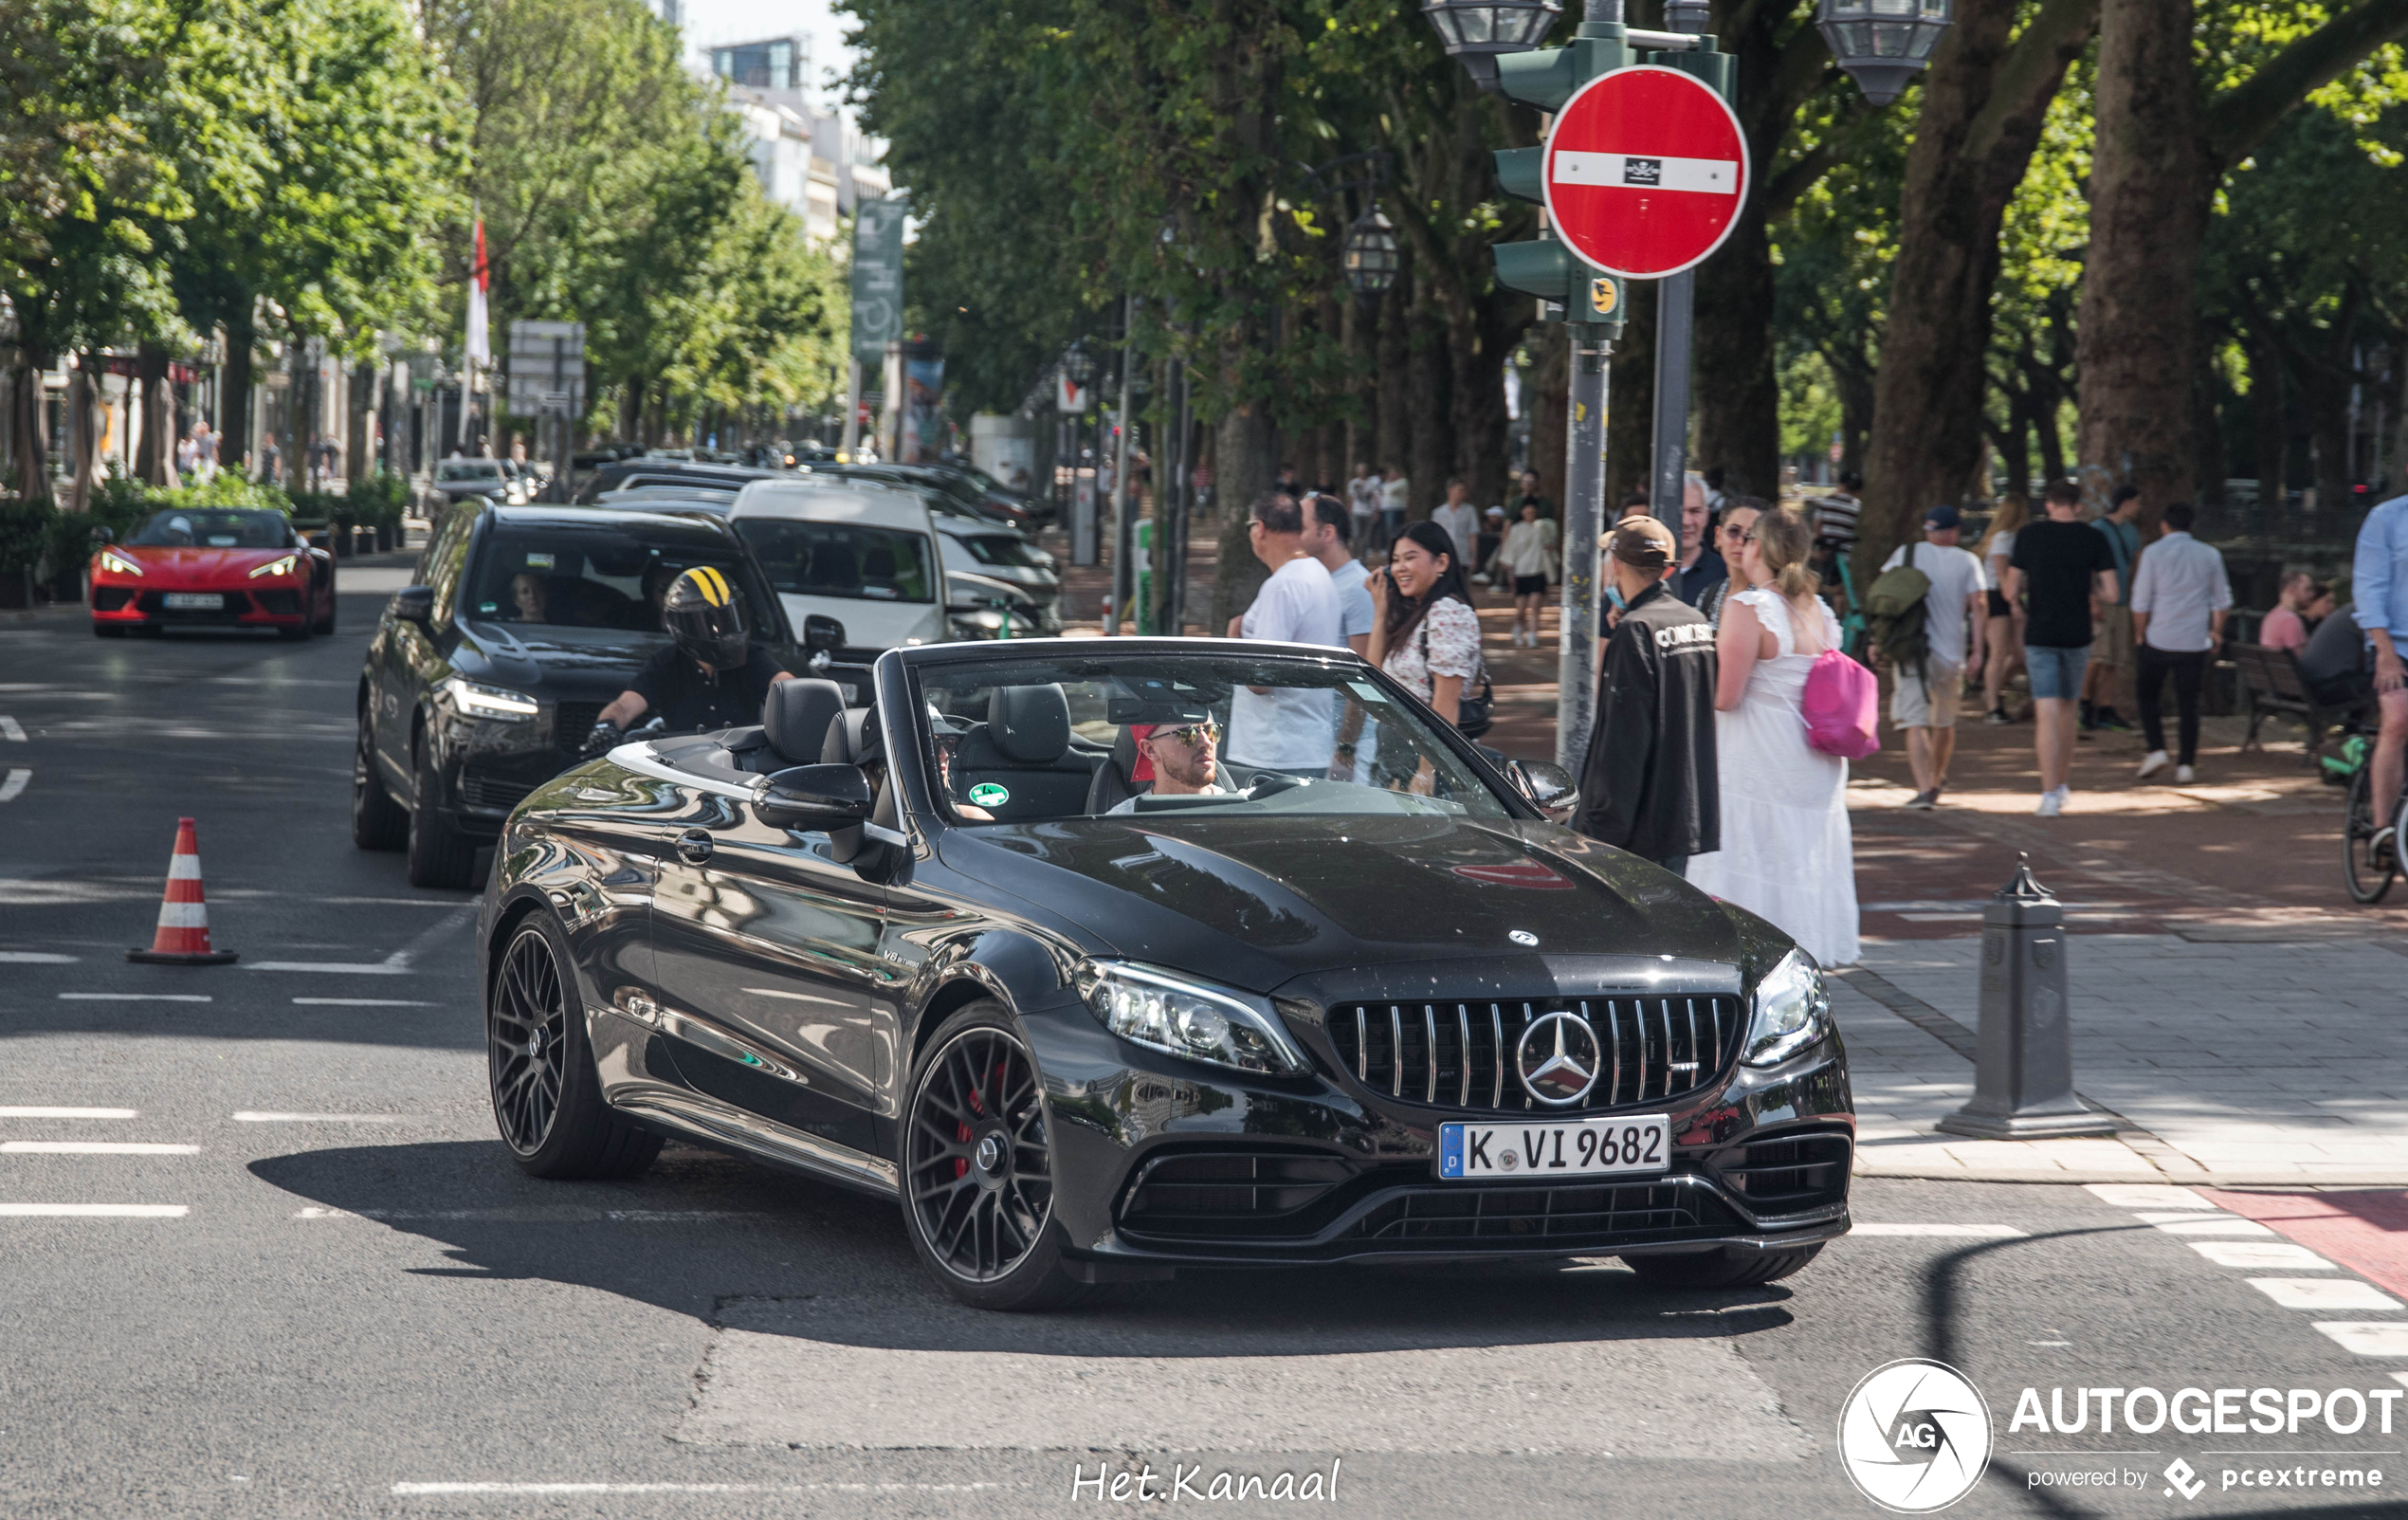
[1936,854,2116,1139]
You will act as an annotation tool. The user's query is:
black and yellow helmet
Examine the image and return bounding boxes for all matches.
[662,565,750,668]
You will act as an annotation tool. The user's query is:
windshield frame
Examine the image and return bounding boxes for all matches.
[128,508,296,550]
[881,639,1534,833]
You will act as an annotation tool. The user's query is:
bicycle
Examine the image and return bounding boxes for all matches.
[2328,726,2405,904]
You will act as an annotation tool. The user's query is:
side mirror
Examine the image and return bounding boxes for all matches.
[756,762,874,833]
[91,525,115,545]
[802,613,846,652]
[1509,759,1580,824]
[392,584,436,629]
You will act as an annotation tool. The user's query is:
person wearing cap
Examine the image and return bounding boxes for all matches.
[1573,516,1719,877]
[1878,504,1988,808]
[1105,713,1228,814]
[586,565,794,752]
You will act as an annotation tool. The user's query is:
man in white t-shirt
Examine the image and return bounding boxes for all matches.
[1228,492,1342,774]
[1430,479,1481,573]
[1346,464,1382,539]
[1379,466,1411,547]
[1306,495,1375,655]
[1880,504,1988,808]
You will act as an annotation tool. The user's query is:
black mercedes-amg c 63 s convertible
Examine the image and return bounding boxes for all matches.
[478,638,1853,1309]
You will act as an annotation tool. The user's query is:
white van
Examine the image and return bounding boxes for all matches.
[728,476,947,651]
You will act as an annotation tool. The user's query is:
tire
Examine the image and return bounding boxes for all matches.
[405,735,478,889]
[352,715,409,851]
[1622,1242,1824,1290]
[315,585,336,635]
[2344,764,2398,905]
[487,916,662,1180]
[899,1001,1086,1311]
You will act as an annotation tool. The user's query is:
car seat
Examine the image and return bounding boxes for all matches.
[761,678,847,768]
[954,684,1100,820]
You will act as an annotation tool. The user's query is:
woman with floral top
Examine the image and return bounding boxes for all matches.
[1368,521,1482,727]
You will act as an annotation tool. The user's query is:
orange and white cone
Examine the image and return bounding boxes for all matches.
[126,817,238,965]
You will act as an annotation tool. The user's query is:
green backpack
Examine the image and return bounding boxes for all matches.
[1864,542,1932,675]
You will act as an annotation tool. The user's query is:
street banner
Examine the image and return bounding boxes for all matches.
[465,216,491,364]
[1542,65,1749,280]
[850,199,906,358]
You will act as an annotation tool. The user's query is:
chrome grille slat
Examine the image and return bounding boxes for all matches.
[1423,1006,1438,1104]
[1489,1005,1504,1108]
[1457,1006,1471,1107]
[1355,1008,1368,1082]
[1608,1000,1622,1107]
[1389,1005,1403,1098]
[1327,995,1740,1115]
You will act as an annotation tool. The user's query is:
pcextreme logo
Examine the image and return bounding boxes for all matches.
[1838,1359,1995,1513]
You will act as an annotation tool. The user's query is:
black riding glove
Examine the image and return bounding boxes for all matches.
[581,721,625,759]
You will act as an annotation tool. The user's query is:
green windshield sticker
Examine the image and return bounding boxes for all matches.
[967,782,1010,808]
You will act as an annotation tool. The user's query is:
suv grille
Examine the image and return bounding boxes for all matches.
[554,701,605,753]
[1324,996,1742,1114]
[1347,1181,1736,1245]
[458,766,540,812]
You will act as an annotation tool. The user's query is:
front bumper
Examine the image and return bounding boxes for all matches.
[428,700,606,838]
[92,584,308,628]
[1027,995,1853,1270]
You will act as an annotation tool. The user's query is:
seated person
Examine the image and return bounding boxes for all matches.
[2259,570,2313,652]
[1107,716,1226,814]
[584,566,792,751]
[2298,598,2374,711]
[508,573,549,624]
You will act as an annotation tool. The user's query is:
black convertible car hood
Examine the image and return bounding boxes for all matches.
[935,813,1751,995]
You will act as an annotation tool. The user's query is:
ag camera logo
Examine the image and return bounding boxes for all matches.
[1839,1359,1993,1512]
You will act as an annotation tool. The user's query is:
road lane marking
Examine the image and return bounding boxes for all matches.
[2139,1214,2276,1236]
[2249,1278,2404,1311]
[246,903,477,975]
[1852,1222,2029,1237]
[0,718,24,741]
[2313,1322,2408,1356]
[234,1113,404,1124]
[0,1108,135,1119]
[57,993,211,1003]
[1,1142,199,1155]
[291,998,436,1007]
[298,1207,770,1222]
[0,770,27,802]
[0,1203,187,1217]
[0,952,79,963]
[2190,1240,2339,1270]
[2085,1182,2216,1209]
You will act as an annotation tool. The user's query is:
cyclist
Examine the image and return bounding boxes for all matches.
[583,566,792,755]
[2357,489,2408,860]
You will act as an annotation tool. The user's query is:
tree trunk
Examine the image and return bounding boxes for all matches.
[1691,209,1779,498]
[1375,277,1410,484]
[1526,324,1567,516]
[1860,0,2097,576]
[1831,350,1874,483]
[10,357,50,505]
[222,309,256,474]
[1447,293,1518,512]
[2074,0,2209,515]
[1608,284,1656,507]
[1405,279,1450,520]
[2193,341,2228,505]
[67,365,100,513]
[135,342,175,486]
[1209,396,1274,633]
[349,361,376,484]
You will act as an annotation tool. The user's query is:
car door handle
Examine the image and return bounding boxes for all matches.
[675,829,714,865]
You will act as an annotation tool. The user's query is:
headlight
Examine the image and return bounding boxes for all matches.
[948,611,1008,639]
[1075,961,1308,1075]
[99,551,144,577]
[247,555,299,578]
[436,675,539,722]
[1742,950,1832,1067]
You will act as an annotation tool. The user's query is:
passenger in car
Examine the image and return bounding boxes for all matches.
[508,574,549,624]
[1105,717,1226,815]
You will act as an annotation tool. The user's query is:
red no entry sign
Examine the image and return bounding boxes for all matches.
[1541,64,1749,280]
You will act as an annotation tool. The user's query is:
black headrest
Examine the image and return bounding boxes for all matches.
[823,706,882,766]
[990,684,1071,762]
[763,678,846,764]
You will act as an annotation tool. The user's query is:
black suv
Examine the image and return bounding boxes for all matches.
[352,503,837,888]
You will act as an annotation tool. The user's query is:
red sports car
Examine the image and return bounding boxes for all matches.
[91,505,336,639]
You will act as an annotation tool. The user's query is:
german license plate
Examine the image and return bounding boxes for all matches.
[163,593,223,610]
[1436,1115,1669,1180]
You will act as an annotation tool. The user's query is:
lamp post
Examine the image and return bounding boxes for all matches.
[1815,0,1955,104]
[1062,343,1100,566]
[1420,0,1564,92]
[1342,211,1401,300]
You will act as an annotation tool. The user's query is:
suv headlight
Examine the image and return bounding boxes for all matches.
[1742,950,1831,1067]
[437,675,538,722]
[1075,961,1307,1075]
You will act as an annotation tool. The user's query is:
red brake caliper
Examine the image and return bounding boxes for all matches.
[955,1070,987,1181]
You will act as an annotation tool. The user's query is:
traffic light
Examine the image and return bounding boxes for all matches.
[1485,28,1637,330]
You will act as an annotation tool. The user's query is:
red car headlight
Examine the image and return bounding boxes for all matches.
[98,551,145,577]
[247,555,301,579]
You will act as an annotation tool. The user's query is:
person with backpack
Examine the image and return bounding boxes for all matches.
[1869,504,1988,809]
[1687,506,1860,968]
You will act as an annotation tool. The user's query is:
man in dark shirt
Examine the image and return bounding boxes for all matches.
[2011,479,2120,815]
[1669,477,1726,608]
[587,565,791,750]
[1576,517,1719,876]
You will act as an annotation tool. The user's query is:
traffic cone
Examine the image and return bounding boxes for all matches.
[126,817,238,965]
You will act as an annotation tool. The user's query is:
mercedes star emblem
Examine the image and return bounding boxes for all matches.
[1516,1011,1601,1107]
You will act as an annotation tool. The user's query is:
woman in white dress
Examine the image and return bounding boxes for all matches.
[1687,506,1860,966]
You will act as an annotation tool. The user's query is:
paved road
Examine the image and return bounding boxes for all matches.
[3,591,2405,1519]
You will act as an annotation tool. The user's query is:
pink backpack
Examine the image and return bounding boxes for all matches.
[1801,648,1881,759]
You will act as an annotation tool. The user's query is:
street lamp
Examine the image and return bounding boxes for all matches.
[1342,210,1400,299]
[1419,0,1563,93]
[1815,0,1954,105]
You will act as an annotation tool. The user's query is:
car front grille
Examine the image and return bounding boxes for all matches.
[554,701,604,754]
[1714,1129,1852,1211]
[1323,996,1743,1114]
[251,588,302,615]
[92,587,135,612]
[458,765,541,813]
[1345,1181,1738,1246]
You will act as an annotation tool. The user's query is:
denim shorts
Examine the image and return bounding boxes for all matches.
[2025,644,2091,701]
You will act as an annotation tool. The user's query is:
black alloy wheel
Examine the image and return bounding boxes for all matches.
[486,917,661,1180]
[405,735,478,888]
[2344,764,2398,905]
[352,717,408,851]
[901,1003,1083,1310]
[1622,1241,1823,1289]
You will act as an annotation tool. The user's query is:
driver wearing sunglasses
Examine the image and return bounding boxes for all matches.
[1105,717,1227,815]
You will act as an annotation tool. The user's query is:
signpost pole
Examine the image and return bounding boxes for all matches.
[1107,294,1138,635]
[841,357,862,459]
[1558,326,1611,773]
[1648,267,1695,535]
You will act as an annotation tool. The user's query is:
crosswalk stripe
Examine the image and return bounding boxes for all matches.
[0,1203,187,1218]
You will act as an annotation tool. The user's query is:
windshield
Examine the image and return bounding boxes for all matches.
[464,526,777,633]
[736,519,935,604]
[437,461,502,483]
[909,652,1513,825]
[129,509,292,549]
[949,533,1048,571]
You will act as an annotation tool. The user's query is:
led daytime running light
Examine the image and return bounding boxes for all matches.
[100,551,144,577]
[438,675,539,721]
[1742,950,1832,1067]
[247,555,300,578]
[1076,961,1308,1076]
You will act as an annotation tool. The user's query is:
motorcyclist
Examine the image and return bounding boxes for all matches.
[583,565,792,756]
